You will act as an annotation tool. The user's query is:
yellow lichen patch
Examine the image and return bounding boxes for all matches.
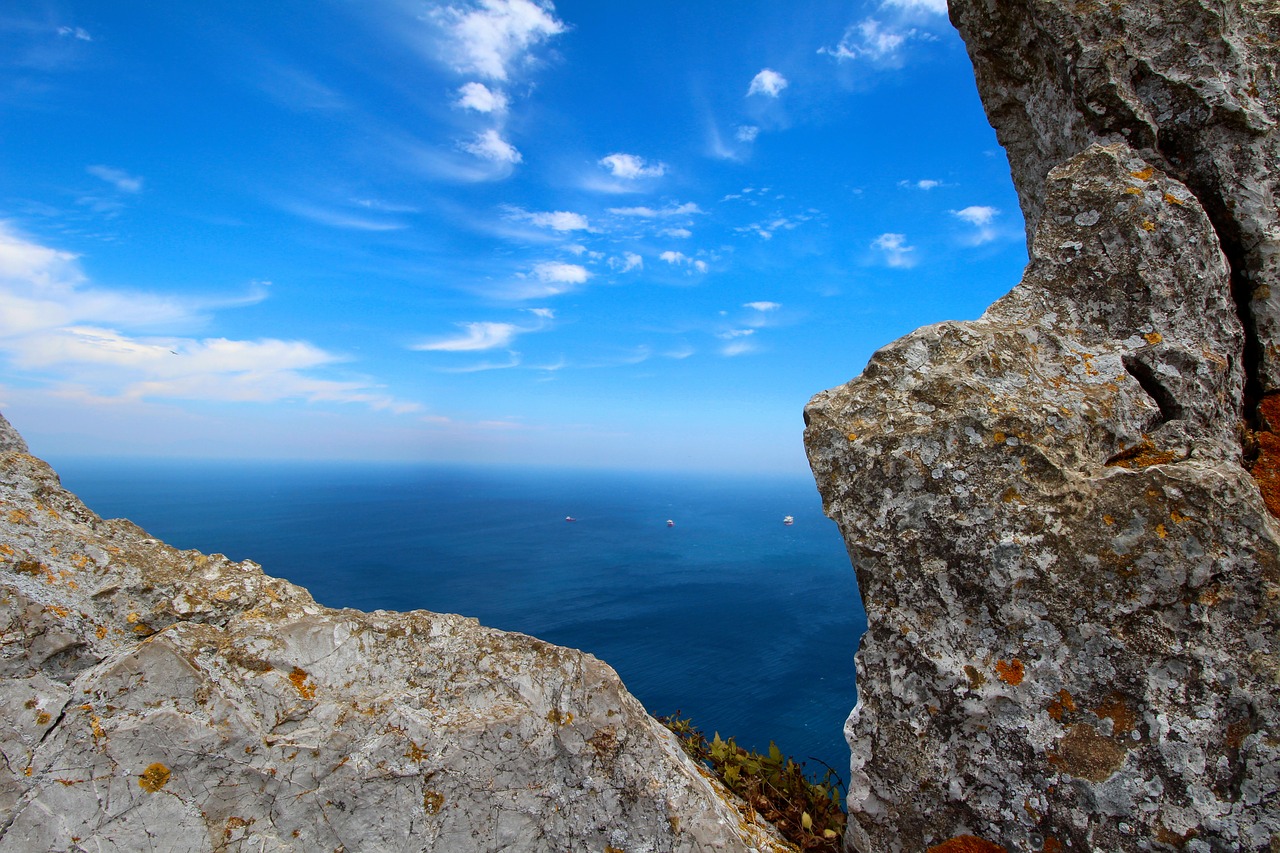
[1163,193,1185,206]
[89,714,105,742]
[1102,514,1115,525]
[995,659,1025,686]
[1155,523,1168,539]
[1170,509,1189,524]
[35,711,51,726]
[992,431,1006,444]
[47,605,69,618]
[545,708,575,726]
[1105,438,1179,468]
[1001,488,1024,505]
[1129,167,1155,181]
[137,763,171,792]
[423,789,445,815]
[1141,220,1157,231]
[0,544,13,556]
[288,667,317,700]
[1047,689,1076,722]
[7,509,31,524]
[126,611,140,624]
[95,625,108,640]
[846,432,858,442]
[1124,186,1144,196]
[1144,332,1163,345]
[405,741,429,762]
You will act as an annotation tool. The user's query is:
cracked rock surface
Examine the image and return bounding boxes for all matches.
[0,412,788,853]
[805,1,1280,849]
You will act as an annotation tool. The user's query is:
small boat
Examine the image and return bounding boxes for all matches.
[666,519,674,527]
[565,516,577,522]
[782,515,794,526]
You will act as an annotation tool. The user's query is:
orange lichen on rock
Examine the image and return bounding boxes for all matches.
[1105,438,1179,468]
[994,658,1025,686]
[1249,393,1280,518]
[288,667,316,700]
[1046,689,1076,721]
[927,835,1008,853]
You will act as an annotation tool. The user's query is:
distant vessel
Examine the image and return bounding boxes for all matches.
[667,519,674,527]
[565,516,577,522]
[783,515,794,526]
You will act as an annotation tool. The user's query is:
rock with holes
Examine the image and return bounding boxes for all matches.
[805,143,1280,851]
[0,436,789,852]
[949,0,1280,395]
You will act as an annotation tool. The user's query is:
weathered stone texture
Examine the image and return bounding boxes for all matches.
[949,0,1280,394]
[806,143,1280,851]
[0,440,789,852]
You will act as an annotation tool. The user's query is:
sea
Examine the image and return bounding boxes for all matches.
[52,459,866,780]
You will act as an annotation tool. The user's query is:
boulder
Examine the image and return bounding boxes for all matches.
[0,436,788,852]
[805,142,1280,851]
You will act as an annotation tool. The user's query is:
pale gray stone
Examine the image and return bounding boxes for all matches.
[0,443,789,852]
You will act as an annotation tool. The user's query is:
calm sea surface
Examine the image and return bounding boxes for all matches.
[52,459,865,779]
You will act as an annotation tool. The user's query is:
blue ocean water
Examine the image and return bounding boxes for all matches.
[52,459,865,779]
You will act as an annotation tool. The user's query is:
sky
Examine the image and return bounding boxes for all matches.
[0,0,1027,473]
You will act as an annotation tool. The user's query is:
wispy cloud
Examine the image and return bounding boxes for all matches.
[608,202,702,218]
[462,128,522,163]
[744,301,780,313]
[660,227,692,239]
[884,0,948,14]
[0,224,415,412]
[951,205,1000,244]
[281,201,409,231]
[736,125,760,143]
[608,252,643,272]
[57,26,92,42]
[871,232,917,268]
[506,207,592,231]
[413,321,521,352]
[455,81,509,113]
[659,251,708,273]
[747,68,788,98]
[598,153,666,179]
[87,165,143,193]
[431,0,567,82]
[899,178,941,190]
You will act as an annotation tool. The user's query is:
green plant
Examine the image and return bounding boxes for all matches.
[658,712,845,851]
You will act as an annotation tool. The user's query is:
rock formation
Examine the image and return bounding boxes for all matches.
[0,412,788,852]
[804,1,1280,850]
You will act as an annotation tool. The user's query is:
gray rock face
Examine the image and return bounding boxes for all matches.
[949,0,1280,396]
[0,439,788,852]
[805,142,1280,850]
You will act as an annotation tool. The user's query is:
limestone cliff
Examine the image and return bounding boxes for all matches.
[804,1,1280,851]
[0,414,789,852]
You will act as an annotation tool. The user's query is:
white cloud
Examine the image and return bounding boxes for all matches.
[87,165,143,193]
[717,328,755,339]
[527,307,555,319]
[608,253,643,272]
[693,260,708,273]
[534,261,589,283]
[720,339,757,357]
[884,0,948,14]
[455,81,509,113]
[0,224,415,412]
[608,202,702,218]
[820,17,934,64]
[508,208,591,231]
[899,178,941,190]
[57,26,92,41]
[282,201,408,231]
[659,251,687,265]
[598,153,666,179]
[413,321,520,352]
[747,68,788,97]
[432,0,567,82]
[661,228,692,239]
[736,125,760,143]
[951,205,1000,244]
[872,232,917,268]
[744,301,780,312]
[462,128,522,163]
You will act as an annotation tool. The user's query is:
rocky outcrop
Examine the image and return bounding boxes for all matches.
[804,1,1280,850]
[0,434,789,852]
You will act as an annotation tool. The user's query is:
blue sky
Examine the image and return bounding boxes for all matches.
[1,0,1025,473]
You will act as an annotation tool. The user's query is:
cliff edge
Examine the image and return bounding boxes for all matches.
[804,1,1280,851]
[0,416,789,852]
